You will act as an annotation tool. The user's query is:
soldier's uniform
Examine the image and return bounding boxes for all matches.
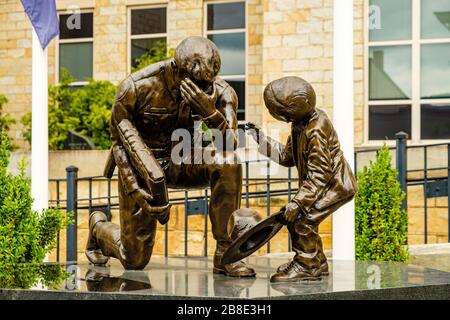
[93,60,243,270]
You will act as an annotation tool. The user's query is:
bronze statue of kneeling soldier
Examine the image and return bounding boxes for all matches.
[86,36,254,277]
[246,76,357,282]
[85,34,357,283]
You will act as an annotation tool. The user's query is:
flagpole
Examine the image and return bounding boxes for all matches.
[332,0,355,293]
[31,28,49,212]
[332,0,355,261]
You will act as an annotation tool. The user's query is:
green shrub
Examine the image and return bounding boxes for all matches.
[49,70,116,150]
[0,95,16,150]
[0,95,14,133]
[20,112,31,147]
[355,145,408,262]
[21,69,116,150]
[0,129,70,288]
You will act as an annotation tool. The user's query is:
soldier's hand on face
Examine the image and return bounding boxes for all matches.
[180,78,217,118]
[280,201,302,225]
[244,122,264,144]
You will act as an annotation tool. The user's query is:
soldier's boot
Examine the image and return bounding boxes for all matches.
[85,211,110,266]
[271,260,322,283]
[277,259,328,276]
[213,243,256,277]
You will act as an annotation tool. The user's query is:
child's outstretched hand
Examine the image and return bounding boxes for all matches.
[280,202,301,225]
[245,122,264,144]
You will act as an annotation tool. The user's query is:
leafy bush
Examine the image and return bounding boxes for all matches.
[21,69,116,150]
[0,95,16,150]
[355,145,409,262]
[0,95,14,132]
[0,129,70,288]
[49,70,116,150]
[20,112,31,147]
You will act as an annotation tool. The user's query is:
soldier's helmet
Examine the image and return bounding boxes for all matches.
[174,37,221,91]
[263,76,316,121]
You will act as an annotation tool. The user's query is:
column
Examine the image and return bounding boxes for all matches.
[332,0,355,262]
[31,29,49,212]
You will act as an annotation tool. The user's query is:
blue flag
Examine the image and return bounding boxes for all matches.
[21,0,59,49]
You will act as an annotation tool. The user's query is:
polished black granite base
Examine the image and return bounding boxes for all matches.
[1,255,450,300]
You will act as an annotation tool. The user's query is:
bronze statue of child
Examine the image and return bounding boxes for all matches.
[246,76,357,282]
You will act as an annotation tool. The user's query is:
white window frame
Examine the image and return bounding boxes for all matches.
[364,0,450,146]
[55,9,94,87]
[127,4,168,74]
[204,0,248,123]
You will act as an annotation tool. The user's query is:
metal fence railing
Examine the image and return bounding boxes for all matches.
[50,133,450,263]
[49,159,299,263]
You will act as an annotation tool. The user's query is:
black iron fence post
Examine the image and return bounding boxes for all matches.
[66,166,78,264]
[424,146,428,244]
[395,132,408,211]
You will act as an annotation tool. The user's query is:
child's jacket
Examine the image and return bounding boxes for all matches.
[262,108,358,216]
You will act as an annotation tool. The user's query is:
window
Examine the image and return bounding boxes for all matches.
[206,1,246,121]
[58,12,93,85]
[367,0,450,141]
[369,46,412,100]
[369,105,412,140]
[129,6,167,71]
[421,104,450,139]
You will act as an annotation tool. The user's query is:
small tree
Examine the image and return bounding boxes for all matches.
[20,112,31,147]
[0,95,14,132]
[355,145,409,262]
[0,129,70,288]
[21,69,116,150]
[0,95,16,150]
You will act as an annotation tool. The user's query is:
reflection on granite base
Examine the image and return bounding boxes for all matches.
[1,255,450,300]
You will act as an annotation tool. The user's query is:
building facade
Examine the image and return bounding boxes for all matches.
[0,0,359,151]
[2,0,449,148]
[1,0,449,256]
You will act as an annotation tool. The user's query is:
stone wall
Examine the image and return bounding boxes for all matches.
[408,187,449,245]
[93,0,128,82]
[1,0,366,149]
[246,0,263,125]
[0,0,35,150]
[167,0,203,50]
